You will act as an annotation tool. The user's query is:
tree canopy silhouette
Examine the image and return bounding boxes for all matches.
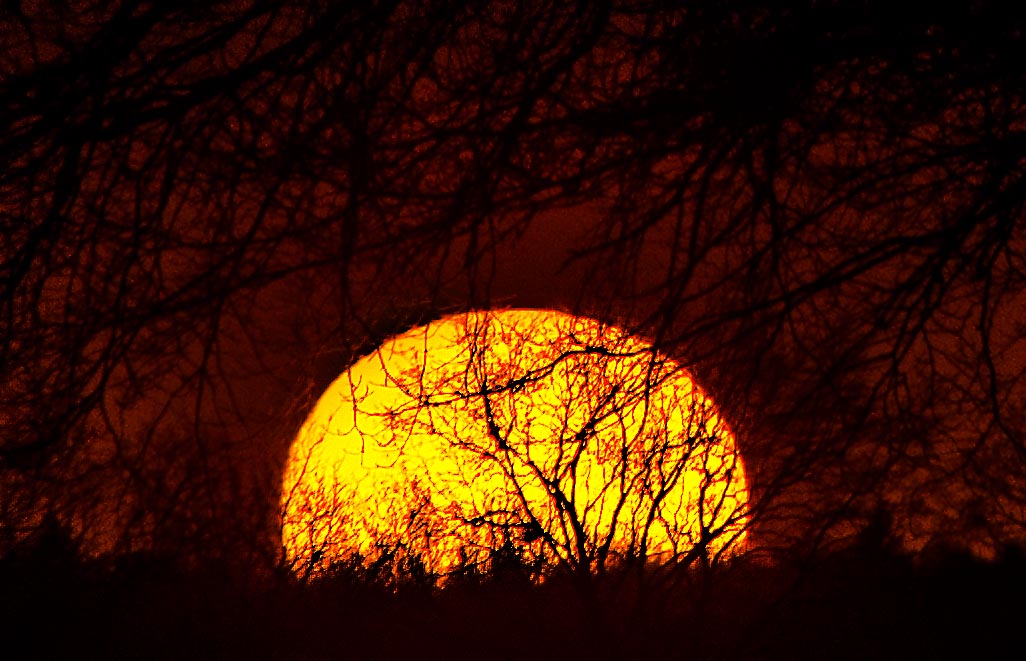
[3,0,1026,569]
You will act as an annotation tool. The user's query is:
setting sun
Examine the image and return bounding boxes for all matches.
[281,309,748,579]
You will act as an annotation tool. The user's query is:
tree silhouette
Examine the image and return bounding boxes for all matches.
[280,310,747,583]
[2,0,1026,580]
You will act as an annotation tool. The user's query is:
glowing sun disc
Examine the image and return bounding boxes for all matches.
[281,309,748,577]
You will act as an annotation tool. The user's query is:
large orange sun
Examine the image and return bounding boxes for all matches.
[281,309,748,579]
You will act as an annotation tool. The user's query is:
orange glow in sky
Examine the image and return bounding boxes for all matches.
[281,309,748,578]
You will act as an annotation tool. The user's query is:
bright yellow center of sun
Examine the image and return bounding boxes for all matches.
[281,309,748,578]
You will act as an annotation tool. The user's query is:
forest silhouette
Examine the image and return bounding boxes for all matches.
[3,0,1026,656]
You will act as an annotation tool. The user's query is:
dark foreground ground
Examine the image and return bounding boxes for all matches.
[3,534,1025,660]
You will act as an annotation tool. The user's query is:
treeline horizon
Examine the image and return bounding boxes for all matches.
[3,516,1023,659]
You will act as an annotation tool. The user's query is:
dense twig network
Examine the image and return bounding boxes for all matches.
[2,0,1026,570]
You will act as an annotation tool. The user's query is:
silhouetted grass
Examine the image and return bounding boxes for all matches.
[3,526,1026,660]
